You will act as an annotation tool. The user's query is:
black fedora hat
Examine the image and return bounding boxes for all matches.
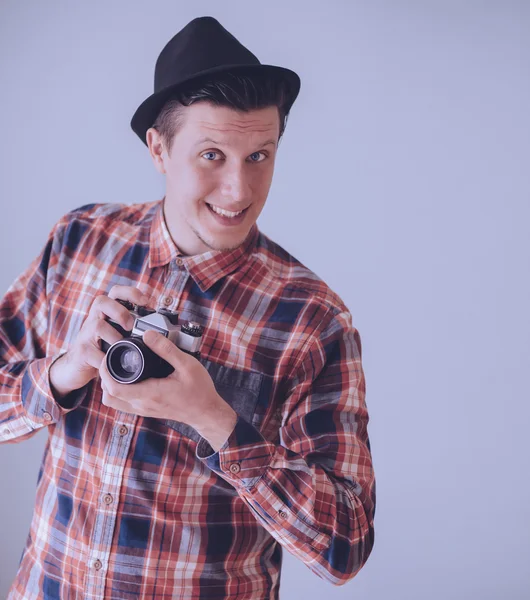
[131,16,301,146]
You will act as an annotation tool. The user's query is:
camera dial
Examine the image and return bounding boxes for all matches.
[181,322,203,337]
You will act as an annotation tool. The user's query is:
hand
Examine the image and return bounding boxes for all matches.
[99,329,237,451]
[49,285,149,399]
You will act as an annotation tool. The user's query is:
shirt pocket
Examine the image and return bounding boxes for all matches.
[163,357,263,444]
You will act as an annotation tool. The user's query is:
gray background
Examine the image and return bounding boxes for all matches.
[1,1,529,599]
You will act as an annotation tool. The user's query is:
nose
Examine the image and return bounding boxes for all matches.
[219,166,252,205]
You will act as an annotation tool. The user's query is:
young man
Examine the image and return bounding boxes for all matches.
[0,16,375,599]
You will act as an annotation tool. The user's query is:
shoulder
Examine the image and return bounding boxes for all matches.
[51,200,160,246]
[252,231,349,317]
[59,200,159,228]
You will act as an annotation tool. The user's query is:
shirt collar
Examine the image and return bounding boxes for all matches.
[148,199,259,292]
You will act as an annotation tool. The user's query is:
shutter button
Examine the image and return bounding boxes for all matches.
[229,463,241,474]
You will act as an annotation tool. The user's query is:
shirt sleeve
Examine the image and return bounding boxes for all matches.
[196,310,376,585]
[0,216,90,445]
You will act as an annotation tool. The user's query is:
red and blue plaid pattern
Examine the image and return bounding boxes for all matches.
[0,199,375,599]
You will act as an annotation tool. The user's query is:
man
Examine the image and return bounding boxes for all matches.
[0,16,375,599]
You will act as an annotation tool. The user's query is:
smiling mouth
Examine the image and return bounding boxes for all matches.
[206,203,250,218]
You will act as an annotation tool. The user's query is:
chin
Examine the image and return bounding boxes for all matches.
[203,230,248,252]
[208,237,246,252]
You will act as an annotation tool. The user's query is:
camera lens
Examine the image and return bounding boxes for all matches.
[106,340,145,384]
[120,348,142,373]
[105,337,175,384]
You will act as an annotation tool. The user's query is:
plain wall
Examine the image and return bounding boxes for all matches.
[1,1,529,598]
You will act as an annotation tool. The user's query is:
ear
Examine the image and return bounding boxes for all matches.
[146,127,167,175]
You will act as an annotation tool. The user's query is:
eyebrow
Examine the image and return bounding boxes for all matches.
[194,137,277,148]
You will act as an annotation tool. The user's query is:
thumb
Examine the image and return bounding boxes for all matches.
[142,329,184,368]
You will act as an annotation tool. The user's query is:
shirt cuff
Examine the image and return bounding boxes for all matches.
[196,416,275,489]
[21,355,90,427]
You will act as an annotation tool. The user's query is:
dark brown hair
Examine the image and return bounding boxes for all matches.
[152,70,294,153]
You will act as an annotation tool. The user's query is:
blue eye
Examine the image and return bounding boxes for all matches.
[249,152,265,162]
[201,151,266,162]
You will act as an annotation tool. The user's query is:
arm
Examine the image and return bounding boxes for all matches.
[196,310,376,585]
[0,217,89,444]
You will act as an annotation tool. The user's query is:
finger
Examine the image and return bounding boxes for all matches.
[142,330,185,369]
[99,360,115,392]
[101,390,135,414]
[108,285,150,306]
[87,295,135,331]
[92,319,127,348]
[80,343,106,370]
[121,373,163,398]
[99,361,138,401]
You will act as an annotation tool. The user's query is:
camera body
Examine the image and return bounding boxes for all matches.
[101,299,203,384]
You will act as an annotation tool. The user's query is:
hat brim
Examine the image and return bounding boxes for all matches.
[130,63,301,146]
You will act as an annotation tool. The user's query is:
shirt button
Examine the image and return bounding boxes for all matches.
[117,425,128,436]
[278,510,288,519]
[42,412,53,422]
[93,559,103,571]
[176,258,184,267]
[163,296,173,306]
[103,494,113,505]
[229,463,241,474]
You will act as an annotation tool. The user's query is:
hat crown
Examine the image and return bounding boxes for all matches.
[131,16,300,146]
[155,17,260,92]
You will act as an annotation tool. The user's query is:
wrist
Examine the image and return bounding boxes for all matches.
[49,353,75,400]
[196,397,237,453]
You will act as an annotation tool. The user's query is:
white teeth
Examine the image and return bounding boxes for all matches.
[208,204,244,218]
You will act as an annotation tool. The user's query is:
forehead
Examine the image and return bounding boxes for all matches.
[178,102,279,141]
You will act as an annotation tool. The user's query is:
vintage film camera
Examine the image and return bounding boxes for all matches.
[100,299,203,384]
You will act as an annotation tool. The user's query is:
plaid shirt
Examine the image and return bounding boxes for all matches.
[0,199,375,599]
